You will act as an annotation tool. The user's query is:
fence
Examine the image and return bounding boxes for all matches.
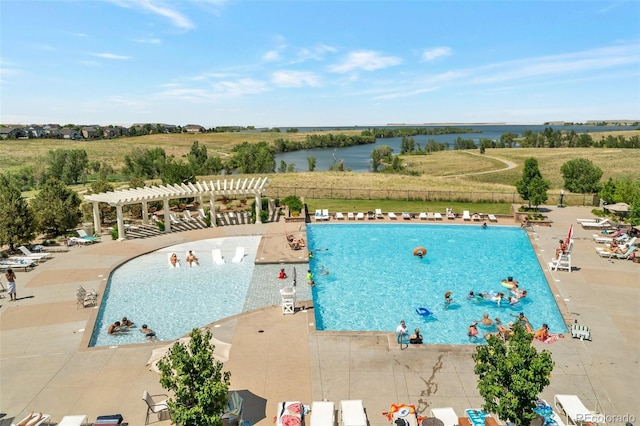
[262,187,600,206]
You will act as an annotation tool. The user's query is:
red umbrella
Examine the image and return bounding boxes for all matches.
[566,225,573,244]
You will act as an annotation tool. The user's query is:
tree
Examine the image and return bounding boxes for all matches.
[46,149,89,184]
[516,158,548,208]
[31,178,82,236]
[0,173,36,251]
[527,176,549,208]
[473,322,554,426]
[371,145,393,172]
[307,156,317,172]
[560,158,603,193]
[599,178,616,204]
[157,328,231,426]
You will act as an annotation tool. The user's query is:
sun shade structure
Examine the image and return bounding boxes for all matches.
[84,177,269,240]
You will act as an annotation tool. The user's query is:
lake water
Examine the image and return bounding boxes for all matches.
[274,124,635,172]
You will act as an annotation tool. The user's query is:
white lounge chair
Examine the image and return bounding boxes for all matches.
[11,412,51,426]
[228,212,239,224]
[554,394,593,426]
[311,401,335,426]
[375,208,384,219]
[183,211,194,222]
[1,258,37,272]
[388,212,397,220]
[576,217,605,225]
[322,209,330,221]
[335,212,345,220]
[198,208,208,220]
[348,212,355,220]
[488,214,498,222]
[579,218,611,229]
[426,212,435,220]
[462,210,471,221]
[169,213,181,224]
[570,324,592,341]
[340,400,367,426]
[419,212,427,220]
[18,245,51,260]
[430,407,459,426]
[211,249,225,265]
[434,212,443,220]
[167,253,180,268]
[57,415,89,426]
[315,209,323,221]
[356,212,365,220]
[232,247,245,263]
[77,229,100,243]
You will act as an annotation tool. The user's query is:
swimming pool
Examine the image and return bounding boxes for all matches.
[308,223,566,344]
[89,236,261,347]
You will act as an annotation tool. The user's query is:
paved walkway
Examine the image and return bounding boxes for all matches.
[1,208,638,425]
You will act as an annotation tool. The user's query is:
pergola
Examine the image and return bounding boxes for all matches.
[84,177,269,240]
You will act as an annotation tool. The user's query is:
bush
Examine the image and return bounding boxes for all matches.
[282,195,303,213]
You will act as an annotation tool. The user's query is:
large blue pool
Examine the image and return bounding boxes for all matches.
[308,223,567,344]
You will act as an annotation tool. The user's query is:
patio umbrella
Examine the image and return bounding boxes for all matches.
[605,202,629,213]
[235,389,268,424]
[566,225,574,243]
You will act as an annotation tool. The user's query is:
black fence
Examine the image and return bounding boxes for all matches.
[262,187,600,206]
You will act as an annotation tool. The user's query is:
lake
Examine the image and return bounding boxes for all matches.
[274,124,635,172]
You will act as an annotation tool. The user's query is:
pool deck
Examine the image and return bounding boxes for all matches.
[1,208,638,425]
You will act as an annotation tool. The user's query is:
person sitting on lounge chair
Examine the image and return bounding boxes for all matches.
[186,250,199,267]
[16,412,45,426]
[534,323,550,342]
[170,253,179,267]
[555,240,568,258]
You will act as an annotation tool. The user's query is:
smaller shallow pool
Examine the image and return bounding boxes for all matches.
[90,236,260,347]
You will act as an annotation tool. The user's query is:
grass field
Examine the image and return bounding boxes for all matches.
[2,130,638,198]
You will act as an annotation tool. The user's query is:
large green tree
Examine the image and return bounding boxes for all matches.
[46,149,89,184]
[371,145,393,172]
[157,328,231,426]
[31,178,82,236]
[0,173,36,251]
[560,158,603,193]
[473,322,554,426]
[516,158,549,208]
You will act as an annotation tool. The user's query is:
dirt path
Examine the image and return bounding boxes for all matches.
[446,150,518,177]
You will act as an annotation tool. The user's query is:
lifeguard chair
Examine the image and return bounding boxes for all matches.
[280,287,296,315]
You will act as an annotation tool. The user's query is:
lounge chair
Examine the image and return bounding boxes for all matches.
[143,390,169,425]
[384,404,420,426]
[223,391,244,423]
[388,212,397,220]
[183,211,194,222]
[570,323,591,341]
[356,212,365,220]
[554,394,593,426]
[76,229,100,243]
[472,213,481,222]
[228,212,239,224]
[11,412,51,426]
[315,209,323,221]
[311,401,335,426]
[232,247,245,263]
[402,212,411,220]
[335,212,345,220]
[169,212,181,224]
[465,409,489,426]
[1,258,36,272]
[592,233,626,244]
[576,217,606,225]
[446,208,456,220]
[375,209,384,219]
[197,208,208,220]
[340,400,367,426]
[18,245,52,260]
[212,249,225,264]
[434,212,443,220]
[488,214,498,222]
[57,415,89,426]
[430,407,459,426]
[278,402,303,426]
[427,212,435,220]
[419,212,427,220]
[462,210,471,221]
[579,218,612,229]
[322,209,330,221]
[348,212,355,220]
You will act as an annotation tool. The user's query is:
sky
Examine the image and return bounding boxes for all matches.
[1,0,639,127]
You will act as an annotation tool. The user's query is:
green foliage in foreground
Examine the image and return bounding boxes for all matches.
[157,328,231,426]
[473,322,554,426]
[0,174,35,251]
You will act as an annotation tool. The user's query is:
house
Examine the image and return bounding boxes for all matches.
[81,126,99,139]
[184,124,206,133]
[0,127,23,139]
[60,128,82,140]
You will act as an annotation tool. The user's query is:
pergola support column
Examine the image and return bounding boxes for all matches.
[142,202,149,224]
[209,197,217,227]
[92,201,101,235]
[163,199,171,233]
[116,205,125,240]
[255,194,262,224]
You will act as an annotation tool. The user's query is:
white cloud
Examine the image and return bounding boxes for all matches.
[112,0,195,30]
[295,43,337,62]
[213,79,269,96]
[134,37,161,44]
[329,50,401,73]
[271,70,321,87]
[422,47,452,61]
[90,52,131,60]
[263,50,280,61]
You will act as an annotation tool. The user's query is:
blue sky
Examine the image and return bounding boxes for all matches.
[1,0,639,127]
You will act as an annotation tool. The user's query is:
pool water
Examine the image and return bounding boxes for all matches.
[89,237,260,347]
[308,223,566,344]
